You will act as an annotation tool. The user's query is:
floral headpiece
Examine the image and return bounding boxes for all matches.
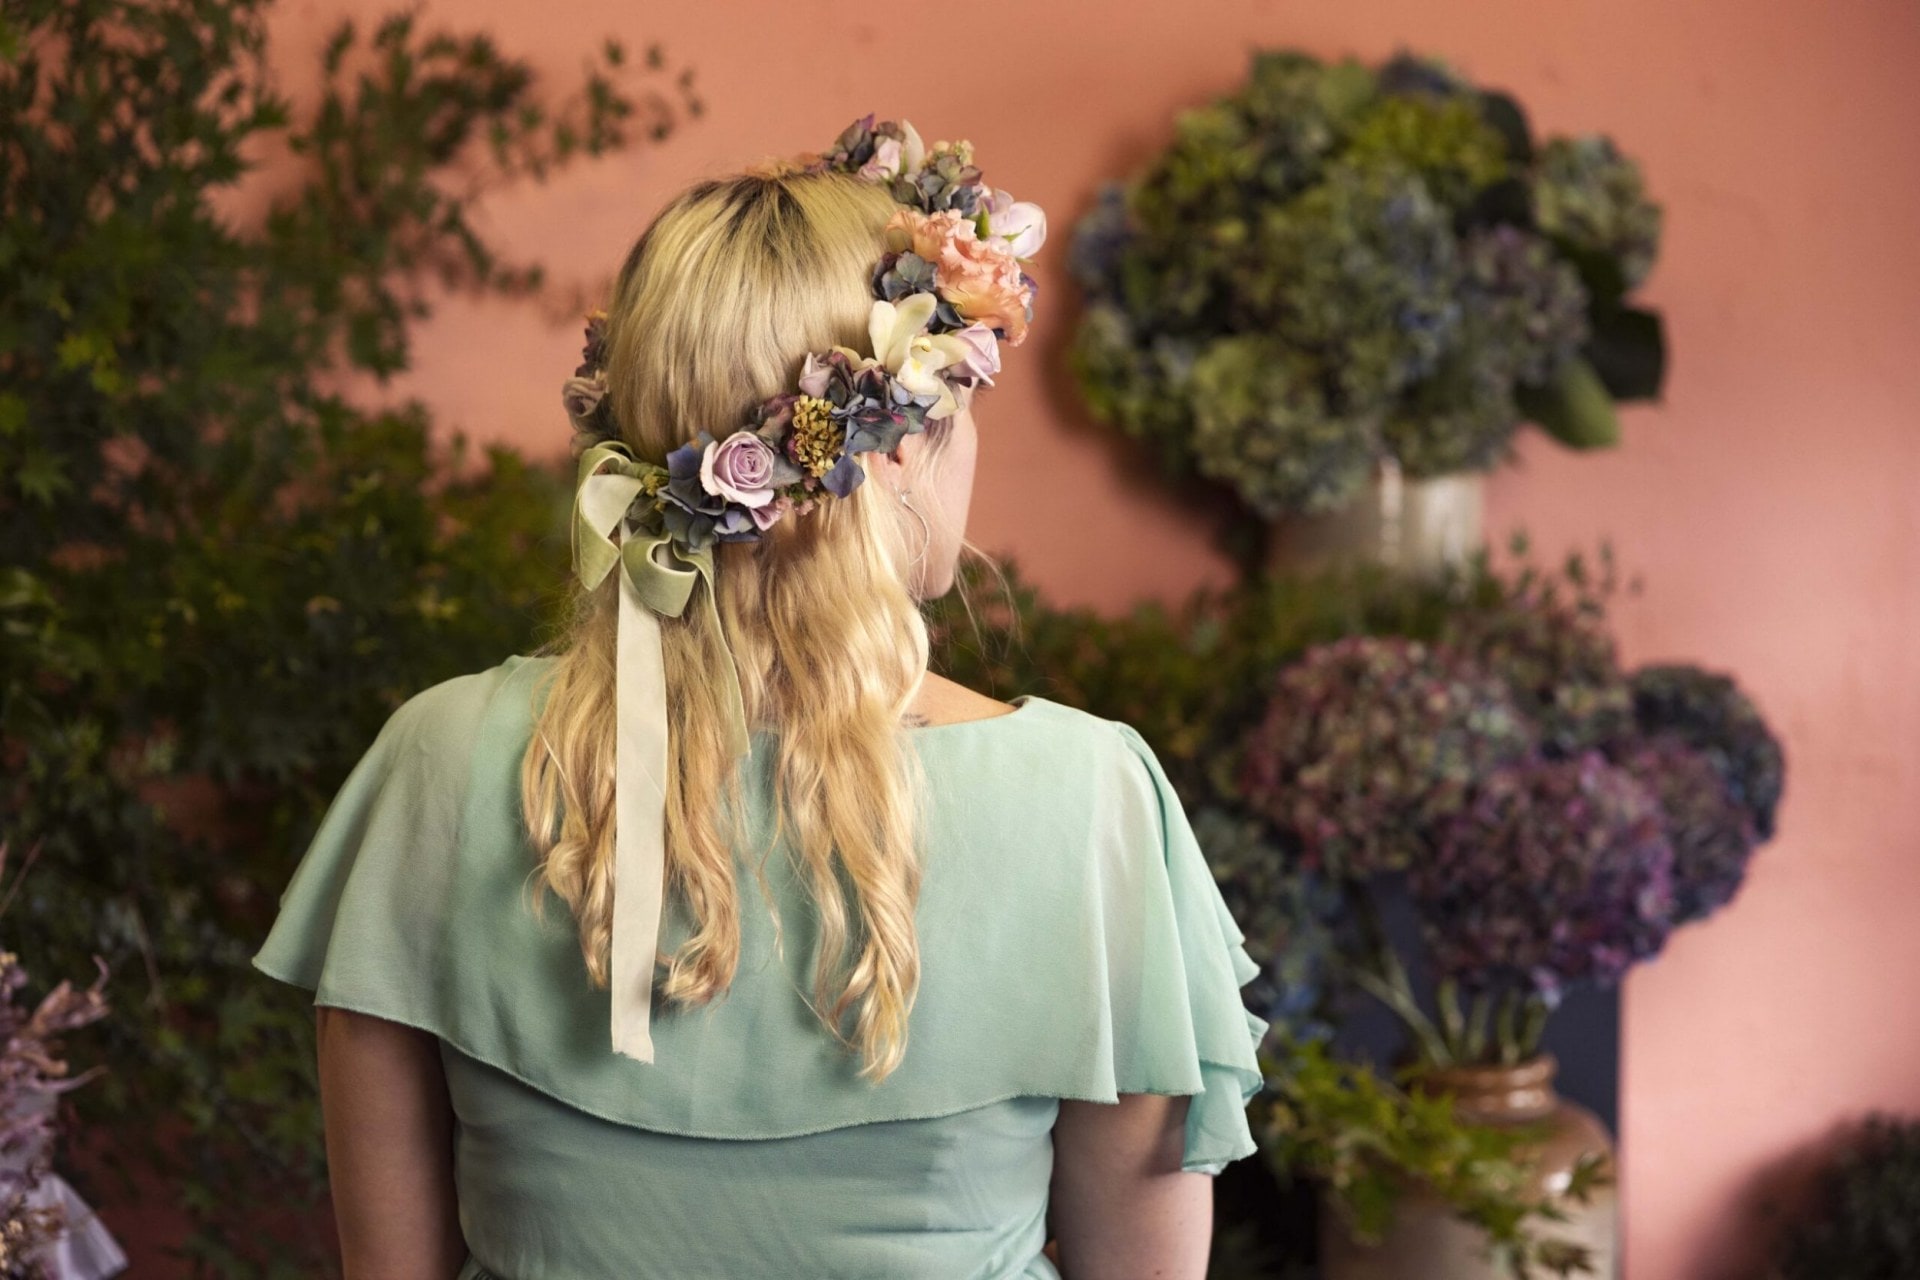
[563,115,1046,1065]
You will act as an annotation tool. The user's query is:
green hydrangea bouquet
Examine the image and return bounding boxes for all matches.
[1068,50,1666,519]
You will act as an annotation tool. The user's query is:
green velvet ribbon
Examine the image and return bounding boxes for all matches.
[571,440,751,761]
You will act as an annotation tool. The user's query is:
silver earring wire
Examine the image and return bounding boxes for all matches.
[897,487,931,568]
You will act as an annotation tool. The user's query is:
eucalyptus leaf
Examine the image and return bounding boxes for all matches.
[1517,358,1621,450]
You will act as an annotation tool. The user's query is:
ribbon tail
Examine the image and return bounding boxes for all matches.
[610,567,671,1063]
[695,558,753,762]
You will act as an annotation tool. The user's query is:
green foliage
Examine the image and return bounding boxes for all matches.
[0,0,697,1271]
[1260,1040,1611,1279]
[1067,49,1666,519]
[1777,1116,1920,1279]
[926,550,1506,807]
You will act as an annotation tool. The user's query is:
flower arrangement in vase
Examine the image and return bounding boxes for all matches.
[1230,576,1783,1277]
[1066,50,1665,572]
[0,842,117,1278]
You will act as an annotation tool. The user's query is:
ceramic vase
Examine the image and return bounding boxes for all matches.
[1266,462,1484,578]
[1318,1054,1618,1280]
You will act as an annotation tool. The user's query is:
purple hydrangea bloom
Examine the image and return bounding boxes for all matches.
[1237,636,1535,878]
[1377,52,1472,100]
[810,113,887,173]
[656,431,729,550]
[820,451,864,499]
[1612,735,1759,925]
[1628,664,1785,841]
[806,349,921,458]
[1460,225,1591,387]
[1440,580,1633,757]
[1413,751,1677,1004]
[575,308,609,377]
[893,147,984,216]
[1067,182,1135,301]
[873,251,937,304]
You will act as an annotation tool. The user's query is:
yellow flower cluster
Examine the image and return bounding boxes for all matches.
[789,396,841,477]
[640,468,668,496]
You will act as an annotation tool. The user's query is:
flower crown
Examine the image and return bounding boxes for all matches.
[562,115,1047,555]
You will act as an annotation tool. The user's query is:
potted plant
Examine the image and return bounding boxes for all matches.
[1259,1040,1610,1280]
[1770,1115,1920,1280]
[1066,51,1665,575]
[1228,585,1782,1276]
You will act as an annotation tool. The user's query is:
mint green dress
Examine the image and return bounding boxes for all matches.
[252,655,1269,1280]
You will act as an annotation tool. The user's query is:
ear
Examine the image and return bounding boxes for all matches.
[884,428,928,469]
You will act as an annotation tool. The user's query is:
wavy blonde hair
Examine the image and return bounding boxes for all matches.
[520,165,959,1083]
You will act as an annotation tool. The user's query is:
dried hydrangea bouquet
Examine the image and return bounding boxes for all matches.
[1233,587,1782,1277]
[1068,51,1667,571]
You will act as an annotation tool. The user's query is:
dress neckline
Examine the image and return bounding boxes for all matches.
[747,693,1043,741]
[906,692,1040,736]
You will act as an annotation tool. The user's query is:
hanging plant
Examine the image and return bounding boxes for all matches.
[1067,50,1666,520]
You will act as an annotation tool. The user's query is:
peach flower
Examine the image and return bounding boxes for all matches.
[935,235,1031,346]
[884,208,977,264]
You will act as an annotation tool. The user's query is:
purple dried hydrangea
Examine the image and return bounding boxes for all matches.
[1412,751,1676,1003]
[0,941,110,1271]
[1533,136,1662,292]
[1440,584,1633,757]
[1066,182,1134,302]
[1191,806,1343,1047]
[810,115,986,216]
[1628,664,1785,841]
[575,307,610,378]
[895,140,986,216]
[1237,636,1534,879]
[1612,736,1759,925]
[1459,225,1591,388]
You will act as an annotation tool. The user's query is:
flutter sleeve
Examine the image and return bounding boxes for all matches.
[250,671,492,1029]
[1098,720,1271,1175]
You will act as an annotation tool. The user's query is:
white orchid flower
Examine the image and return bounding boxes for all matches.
[869,295,972,420]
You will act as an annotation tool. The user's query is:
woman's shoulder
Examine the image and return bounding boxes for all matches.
[912,693,1182,839]
[915,686,1158,762]
[382,654,550,742]
[351,655,551,803]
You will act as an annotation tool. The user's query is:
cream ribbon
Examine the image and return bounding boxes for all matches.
[571,441,751,1062]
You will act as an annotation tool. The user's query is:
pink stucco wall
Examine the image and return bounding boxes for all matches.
[259,0,1920,1273]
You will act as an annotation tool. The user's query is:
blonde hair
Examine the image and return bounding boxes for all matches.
[520,166,956,1082]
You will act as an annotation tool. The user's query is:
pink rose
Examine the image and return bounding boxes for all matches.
[885,208,977,264]
[947,323,1001,385]
[798,353,833,399]
[749,493,794,531]
[700,430,776,508]
[935,236,1031,345]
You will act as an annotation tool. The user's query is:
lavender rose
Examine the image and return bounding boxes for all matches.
[700,430,776,508]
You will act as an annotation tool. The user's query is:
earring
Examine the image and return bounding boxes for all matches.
[897,486,931,568]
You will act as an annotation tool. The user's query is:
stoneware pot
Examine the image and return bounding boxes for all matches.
[1267,462,1484,579]
[1319,1054,1618,1280]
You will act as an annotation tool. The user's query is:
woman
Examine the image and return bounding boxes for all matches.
[253,118,1268,1280]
